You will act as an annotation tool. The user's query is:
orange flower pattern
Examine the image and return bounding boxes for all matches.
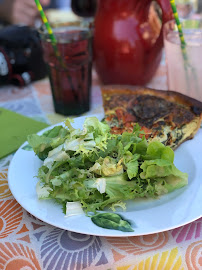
[106,232,169,256]
[0,199,23,239]
[0,168,12,199]
[0,242,41,270]
[186,241,202,270]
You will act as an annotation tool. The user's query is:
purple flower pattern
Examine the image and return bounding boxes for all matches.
[40,228,103,270]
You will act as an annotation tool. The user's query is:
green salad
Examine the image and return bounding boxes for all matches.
[27,117,188,229]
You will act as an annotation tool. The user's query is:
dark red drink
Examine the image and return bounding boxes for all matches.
[40,27,93,115]
[71,0,97,17]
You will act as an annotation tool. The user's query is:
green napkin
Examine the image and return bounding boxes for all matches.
[0,108,49,159]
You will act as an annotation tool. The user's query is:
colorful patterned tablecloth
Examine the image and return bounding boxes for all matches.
[0,57,201,270]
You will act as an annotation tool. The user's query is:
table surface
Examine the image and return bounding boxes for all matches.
[0,57,201,270]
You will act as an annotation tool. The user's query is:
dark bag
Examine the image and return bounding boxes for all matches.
[0,25,47,86]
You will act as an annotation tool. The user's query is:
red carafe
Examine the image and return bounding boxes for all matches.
[93,0,173,85]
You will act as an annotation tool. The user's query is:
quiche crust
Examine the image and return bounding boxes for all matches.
[101,85,202,149]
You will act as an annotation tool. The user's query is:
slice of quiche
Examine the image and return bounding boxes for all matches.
[101,86,202,149]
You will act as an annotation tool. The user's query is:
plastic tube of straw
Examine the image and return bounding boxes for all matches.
[34,0,79,101]
[34,0,57,46]
[169,0,188,63]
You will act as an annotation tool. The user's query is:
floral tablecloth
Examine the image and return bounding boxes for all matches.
[0,58,201,270]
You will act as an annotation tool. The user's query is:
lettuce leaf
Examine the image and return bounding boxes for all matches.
[28,117,188,215]
[143,141,174,163]
[140,159,188,194]
[27,126,68,160]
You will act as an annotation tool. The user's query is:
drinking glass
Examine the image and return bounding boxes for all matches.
[175,0,198,18]
[39,24,93,115]
[164,19,202,102]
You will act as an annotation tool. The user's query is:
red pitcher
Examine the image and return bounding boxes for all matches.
[93,0,173,85]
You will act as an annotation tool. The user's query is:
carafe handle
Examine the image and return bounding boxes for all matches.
[154,0,173,48]
[156,0,173,24]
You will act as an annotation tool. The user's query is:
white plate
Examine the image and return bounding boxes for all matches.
[8,115,202,237]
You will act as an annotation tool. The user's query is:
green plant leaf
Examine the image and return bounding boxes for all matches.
[91,213,134,232]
